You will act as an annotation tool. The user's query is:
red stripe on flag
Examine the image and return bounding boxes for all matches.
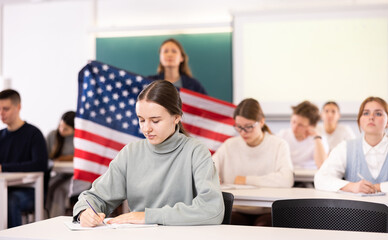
[74,129,125,151]
[183,123,232,143]
[182,104,234,126]
[181,88,236,108]
[73,169,101,183]
[74,149,112,166]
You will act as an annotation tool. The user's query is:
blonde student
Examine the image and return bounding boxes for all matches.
[315,97,388,194]
[73,80,224,227]
[316,101,355,152]
[213,98,293,226]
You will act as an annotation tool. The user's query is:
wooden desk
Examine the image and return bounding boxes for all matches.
[0,216,385,240]
[225,187,388,208]
[0,172,44,230]
[293,168,317,182]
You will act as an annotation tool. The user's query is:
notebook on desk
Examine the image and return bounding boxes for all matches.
[337,190,386,197]
[221,184,256,190]
[64,219,157,231]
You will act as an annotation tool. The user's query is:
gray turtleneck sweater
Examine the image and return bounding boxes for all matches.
[73,129,224,225]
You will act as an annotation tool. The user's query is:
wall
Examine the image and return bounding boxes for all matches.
[1,0,387,135]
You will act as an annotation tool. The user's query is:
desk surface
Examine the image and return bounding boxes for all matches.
[225,187,388,208]
[0,216,386,240]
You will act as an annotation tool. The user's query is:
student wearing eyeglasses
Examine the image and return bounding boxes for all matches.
[315,97,388,194]
[213,98,294,226]
[278,101,329,170]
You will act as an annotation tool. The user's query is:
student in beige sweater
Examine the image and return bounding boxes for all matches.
[213,98,294,226]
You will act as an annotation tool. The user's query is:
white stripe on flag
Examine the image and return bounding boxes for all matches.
[73,157,109,176]
[75,117,141,145]
[180,91,235,117]
[190,134,225,152]
[74,137,119,159]
[182,113,236,137]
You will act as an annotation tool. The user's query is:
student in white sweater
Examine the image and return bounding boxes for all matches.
[316,101,355,152]
[315,97,388,194]
[213,98,294,226]
[278,101,328,170]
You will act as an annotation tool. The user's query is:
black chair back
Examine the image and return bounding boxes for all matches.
[222,192,234,224]
[272,198,388,233]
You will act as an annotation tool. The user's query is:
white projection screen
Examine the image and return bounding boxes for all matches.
[233,8,388,116]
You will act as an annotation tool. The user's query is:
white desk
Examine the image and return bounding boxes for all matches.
[225,187,388,208]
[52,161,73,174]
[0,216,385,240]
[293,168,317,182]
[0,172,44,230]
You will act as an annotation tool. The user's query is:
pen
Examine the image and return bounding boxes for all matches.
[85,199,106,225]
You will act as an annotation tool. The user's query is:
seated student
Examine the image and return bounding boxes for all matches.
[46,111,75,217]
[213,98,294,226]
[315,97,388,193]
[73,80,224,227]
[278,101,329,170]
[148,38,207,95]
[0,89,48,228]
[316,101,355,152]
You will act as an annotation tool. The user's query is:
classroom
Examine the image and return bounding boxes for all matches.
[1,0,388,239]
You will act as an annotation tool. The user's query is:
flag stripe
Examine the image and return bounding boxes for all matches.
[182,112,236,137]
[180,90,235,117]
[74,157,109,176]
[75,118,141,145]
[74,137,119,160]
[74,149,112,166]
[182,104,234,126]
[183,123,232,143]
[180,88,235,108]
[75,129,125,152]
[74,169,102,183]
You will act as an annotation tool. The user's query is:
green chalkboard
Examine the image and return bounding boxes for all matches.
[96,33,232,102]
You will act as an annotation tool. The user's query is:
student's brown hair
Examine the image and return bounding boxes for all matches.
[49,111,76,159]
[137,80,188,136]
[357,96,388,131]
[292,101,320,126]
[157,38,193,78]
[233,98,272,134]
[0,89,21,105]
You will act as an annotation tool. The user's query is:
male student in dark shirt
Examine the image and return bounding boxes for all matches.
[0,89,47,228]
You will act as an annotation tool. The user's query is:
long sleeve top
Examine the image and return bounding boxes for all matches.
[213,133,294,188]
[148,73,207,95]
[73,128,224,225]
[316,123,355,152]
[0,122,48,172]
[314,136,388,192]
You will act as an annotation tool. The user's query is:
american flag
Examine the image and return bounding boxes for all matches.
[74,61,236,182]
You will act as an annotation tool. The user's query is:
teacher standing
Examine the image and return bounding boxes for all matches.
[148,38,207,95]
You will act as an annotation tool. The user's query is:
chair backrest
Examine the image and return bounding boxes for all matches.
[222,192,234,224]
[272,198,388,233]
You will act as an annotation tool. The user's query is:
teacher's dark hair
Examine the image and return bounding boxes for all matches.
[137,80,188,136]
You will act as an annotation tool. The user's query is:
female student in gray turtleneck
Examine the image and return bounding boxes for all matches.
[73,80,224,227]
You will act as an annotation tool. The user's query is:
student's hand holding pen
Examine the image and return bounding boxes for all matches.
[79,208,106,227]
[341,180,377,194]
[107,212,145,225]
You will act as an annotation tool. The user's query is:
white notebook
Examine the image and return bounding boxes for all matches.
[337,190,386,197]
[64,218,157,231]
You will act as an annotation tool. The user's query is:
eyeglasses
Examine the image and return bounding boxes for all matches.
[233,122,259,133]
